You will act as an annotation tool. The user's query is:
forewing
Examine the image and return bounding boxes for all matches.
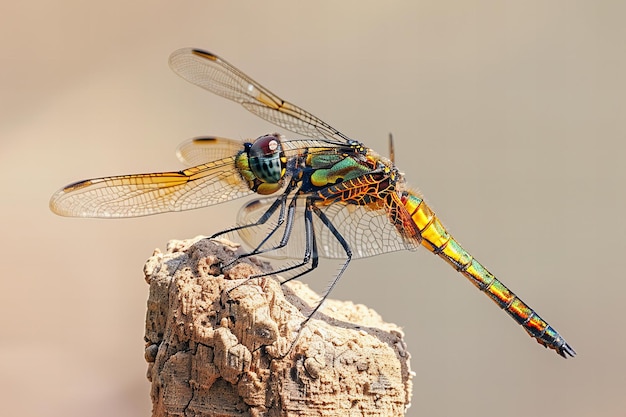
[50,157,252,218]
[169,48,352,143]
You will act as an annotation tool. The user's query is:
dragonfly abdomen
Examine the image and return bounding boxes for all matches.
[400,192,575,358]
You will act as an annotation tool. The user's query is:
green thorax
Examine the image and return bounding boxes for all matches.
[306,150,374,188]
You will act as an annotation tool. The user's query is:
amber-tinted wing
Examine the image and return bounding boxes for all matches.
[169,48,352,143]
[50,156,251,218]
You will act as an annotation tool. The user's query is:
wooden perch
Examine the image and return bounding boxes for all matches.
[144,236,413,417]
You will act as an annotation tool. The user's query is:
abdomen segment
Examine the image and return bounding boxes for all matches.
[401,192,575,358]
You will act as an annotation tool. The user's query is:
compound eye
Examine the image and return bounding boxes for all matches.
[247,134,284,184]
[249,134,281,158]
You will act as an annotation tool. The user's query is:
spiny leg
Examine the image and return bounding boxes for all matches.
[227,195,318,294]
[210,192,287,242]
[235,192,303,261]
[275,201,353,357]
[272,198,320,283]
[217,183,308,269]
[228,198,353,357]
[211,186,297,270]
[249,199,352,314]
[237,181,301,254]
[250,196,319,278]
[295,203,352,327]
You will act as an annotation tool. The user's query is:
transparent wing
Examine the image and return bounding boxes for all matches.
[235,196,420,260]
[50,157,252,218]
[169,48,352,143]
[316,202,421,258]
[176,136,245,167]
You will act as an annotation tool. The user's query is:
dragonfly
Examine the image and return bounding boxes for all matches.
[50,48,575,358]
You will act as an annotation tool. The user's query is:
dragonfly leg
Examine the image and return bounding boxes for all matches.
[223,191,301,269]
[271,201,354,358]
[249,195,294,254]
[227,195,317,294]
[250,196,320,279]
[244,199,352,314]
[235,192,304,262]
[277,201,353,325]
[210,193,287,241]
[297,204,352,326]
[228,199,353,357]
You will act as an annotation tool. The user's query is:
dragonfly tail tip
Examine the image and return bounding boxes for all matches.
[561,343,577,358]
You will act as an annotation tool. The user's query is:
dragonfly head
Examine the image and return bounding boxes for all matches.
[236,133,287,195]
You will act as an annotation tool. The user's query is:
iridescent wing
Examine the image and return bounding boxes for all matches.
[169,48,352,144]
[49,155,251,218]
[235,196,420,260]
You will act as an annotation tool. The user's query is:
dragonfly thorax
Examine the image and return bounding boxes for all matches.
[235,133,288,195]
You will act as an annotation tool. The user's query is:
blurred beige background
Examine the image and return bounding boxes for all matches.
[1,1,624,416]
